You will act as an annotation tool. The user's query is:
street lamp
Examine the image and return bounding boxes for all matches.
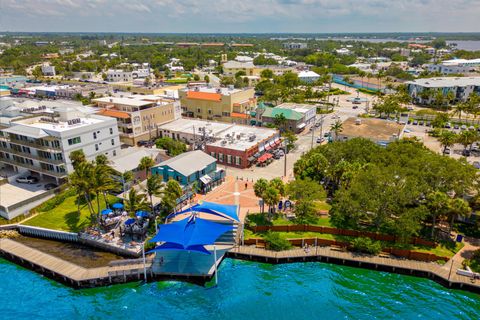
[154,216,160,234]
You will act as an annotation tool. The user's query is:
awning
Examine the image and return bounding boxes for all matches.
[259,144,265,152]
[167,201,239,221]
[265,144,272,151]
[199,174,212,185]
[248,156,255,162]
[297,123,306,129]
[149,216,234,255]
[253,152,261,158]
[258,153,273,163]
[136,211,150,218]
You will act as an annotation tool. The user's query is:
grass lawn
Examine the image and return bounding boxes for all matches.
[247,212,332,227]
[23,194,119,232]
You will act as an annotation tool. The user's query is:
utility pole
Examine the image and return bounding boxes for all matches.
[283,139,288,177]
[310,122,315,149]
[142,242,147,282]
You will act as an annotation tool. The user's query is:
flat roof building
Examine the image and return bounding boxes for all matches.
[93,95,180,146]
[179,86,256,125]
[406,77,480,105]
[0,107,120,182]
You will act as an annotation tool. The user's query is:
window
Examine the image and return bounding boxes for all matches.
[93,132,97,139]
[110,128,113,134]
[222,112,230,117]
[111,139,115,146]
[95,144,99,151]
[197,108,201,113]
[113,150,116,157]
[210,152,216,158]
[218,153,224,162]
[236,156,242,166]
[208,109,212,115]
[227,155,232,164]
[68,137,81,145]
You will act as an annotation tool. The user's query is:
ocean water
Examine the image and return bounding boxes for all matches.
[1,258,479,320]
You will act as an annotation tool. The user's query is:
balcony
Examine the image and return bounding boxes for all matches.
[0,148,64,165]
[8,137,61,152]
[0,157,67,178]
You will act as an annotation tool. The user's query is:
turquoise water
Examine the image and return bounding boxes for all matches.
[2,258,480,320]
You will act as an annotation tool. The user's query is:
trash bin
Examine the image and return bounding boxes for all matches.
[456,234,464,243]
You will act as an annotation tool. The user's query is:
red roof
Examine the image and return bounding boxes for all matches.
[231,112,248,119]
[186,91,222,102]
[97,109,130,119]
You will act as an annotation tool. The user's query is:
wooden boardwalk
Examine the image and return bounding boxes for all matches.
[228,245,480,292]
[0,238,152,287]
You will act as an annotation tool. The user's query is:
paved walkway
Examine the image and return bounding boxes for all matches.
[444,236,480,273]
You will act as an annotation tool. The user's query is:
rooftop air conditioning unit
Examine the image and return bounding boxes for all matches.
[355,119,362,125]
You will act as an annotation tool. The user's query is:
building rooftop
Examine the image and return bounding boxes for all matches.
[155,150,216,177]
[406,77,480,88]
[298,71,320,78]
[276,103,316,114]
[92,96,154,107]
[182,86,243,96]
[223,60,255,69]
[207,125,278,151]
[111,147,161,173]
[340,117,405,142]
[262,106,303,121]
[159,118,232,137]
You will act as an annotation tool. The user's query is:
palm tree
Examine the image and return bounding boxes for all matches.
[263,186,280,218]
[454,102,469,120]
[426,191,449,239]
[69,150,86,170]
[161,179,183,215]
[125,188,149,216]
[446,198,470,234]
[273,113,288,132]
[91,164,118,223]
[330,120,343,141]
[254,178,269,213]
[69,161,95,218]
[457,130,476,153]
[438,130,457,154]
[138,156,155,178]
[269,178,285,198]
[145,175,163,214]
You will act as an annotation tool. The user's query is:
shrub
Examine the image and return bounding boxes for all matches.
[351,237,382,255]
[464,249,480,272]
[264,231,292,251]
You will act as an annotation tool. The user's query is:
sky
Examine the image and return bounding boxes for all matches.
[0,0,479,33]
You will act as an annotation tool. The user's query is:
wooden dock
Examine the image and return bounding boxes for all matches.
[0,238,152,288]
[227,245,480,293]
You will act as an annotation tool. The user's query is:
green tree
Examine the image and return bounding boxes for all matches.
[263,186,280,217]
[161,179,183,215]
[269,178,285,198]
[155,137,187,156]
[254,178,269,213]
[426,191,450,238]
[125,188,149,215]
[145,174,163,214]
[330,120,343,141]
[69,150,86,170]
[260,69,274,79]
[438,130,457,154]
[446,198,470,234]
[138,156,155,178]
[273,113,287,132]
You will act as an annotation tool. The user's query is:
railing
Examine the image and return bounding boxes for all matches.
[8,138,61,152]
[0,158,67,178]
[0,147,64,165]
[108,257,154,267]
[18,225,79,242]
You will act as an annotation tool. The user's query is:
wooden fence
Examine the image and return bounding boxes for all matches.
[244,237,449,262]
[250,225,436,247]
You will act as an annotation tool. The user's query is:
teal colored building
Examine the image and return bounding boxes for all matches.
[151,150,225,193]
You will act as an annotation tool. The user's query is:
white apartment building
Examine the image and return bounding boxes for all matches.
[106,69,133,82]
[298,70,320,83]
[0,107,120,183]
[406,77,480,105]
[427,64,471,75]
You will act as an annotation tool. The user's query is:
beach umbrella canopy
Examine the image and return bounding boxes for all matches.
[136,211,149,218]
[149,215,233,255]
[112,203,124,210]
[167,201,239,222]
[124,218,135,225]
[101,209,113,215]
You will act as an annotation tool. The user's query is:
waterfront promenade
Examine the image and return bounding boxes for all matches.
[0,238,152,287]
[228,245,480,293]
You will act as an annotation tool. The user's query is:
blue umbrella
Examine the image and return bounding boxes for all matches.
[136,211,149,218]
[124,218,135,225]
[112,203,124,210]
[101,209,113,215]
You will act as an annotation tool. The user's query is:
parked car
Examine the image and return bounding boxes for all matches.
[445,122,451,129]
[316,137,325,144]
[426,121,431,127]
[412,120,418,125]
[16,176,39,184]
[352,105,359,109]
[473,161,480,169]
[407,119,412,124]
[44,183,58,190]
[462,149,471,157]
[454,124,460,130]
[418,120,424,126]
[443,147,451,155]
[461,125,467,130]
